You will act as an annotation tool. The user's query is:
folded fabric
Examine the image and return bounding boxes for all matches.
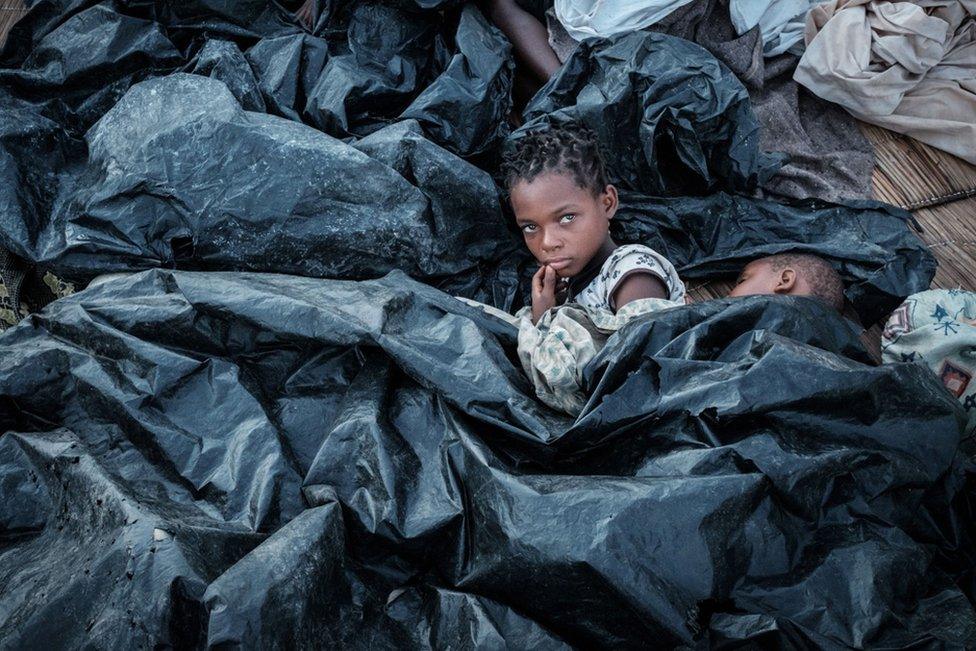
[882,288,976,433]
[795,0,976,164]
[516,298,684,415]
[553,0,696,41]
[729,0,818,57]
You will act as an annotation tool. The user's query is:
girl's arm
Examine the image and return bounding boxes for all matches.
[482,0,562,82]
[611,273,669,312]
[295,0,315,29]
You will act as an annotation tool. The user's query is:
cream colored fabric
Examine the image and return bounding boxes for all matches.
[455,296,677,415]
[794,0,976,164]
[515,298,682,415]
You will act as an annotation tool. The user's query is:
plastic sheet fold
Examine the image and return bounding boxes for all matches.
[1,270,974,648]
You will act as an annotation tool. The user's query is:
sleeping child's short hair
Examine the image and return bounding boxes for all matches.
[765,253,845,312]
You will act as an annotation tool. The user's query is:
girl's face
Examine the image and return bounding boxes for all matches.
[510,171,618,278]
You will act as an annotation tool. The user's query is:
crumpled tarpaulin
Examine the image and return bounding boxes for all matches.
[0,1,513,155]
[795,0,976,164]
[612,191,935,325]
[0,3,931,318]
[535,0,875,202]
[1,71,523,304]
[0,4,966,646]
[0,269,975,648]
[0,62,935,322]
[517,31,784,196]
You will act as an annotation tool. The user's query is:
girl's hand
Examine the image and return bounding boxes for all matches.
[532,265,557,324]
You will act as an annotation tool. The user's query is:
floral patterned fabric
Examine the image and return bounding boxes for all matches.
[882,288,976,432]
[574,244,686,311]
[0,269,74,330]
[515,297,684,415]
[458,245,686,416]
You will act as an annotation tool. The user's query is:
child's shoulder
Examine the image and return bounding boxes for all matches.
[597,243,685,303]
[602,244,665,273]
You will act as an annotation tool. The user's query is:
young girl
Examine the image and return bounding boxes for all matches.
[502,122,686,323]
[501,122,846,414]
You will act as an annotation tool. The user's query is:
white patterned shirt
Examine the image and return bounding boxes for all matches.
[573,244,685,311]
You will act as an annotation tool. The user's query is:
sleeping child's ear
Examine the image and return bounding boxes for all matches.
[774,268,797,294]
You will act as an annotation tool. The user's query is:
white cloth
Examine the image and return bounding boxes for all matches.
[553,0,696,42]
[573,244,686,312]
[729,0,818,57]
[794,0,976,164]
[516,298,681,415]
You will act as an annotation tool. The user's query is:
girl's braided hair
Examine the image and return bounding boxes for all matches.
[502,121,610,196]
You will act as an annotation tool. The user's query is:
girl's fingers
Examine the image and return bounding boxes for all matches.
[543,265,556,292]
[532,265,547,293]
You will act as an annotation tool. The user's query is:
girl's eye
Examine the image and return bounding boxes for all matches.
[560,214,576,223]
[521,224,537,234]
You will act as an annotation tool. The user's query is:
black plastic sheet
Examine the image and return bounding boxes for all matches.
[613,192,936,325]
[0,59,934,318]
[1,73,523,304]
[0,4,185,133]
[303,3,443,138]
[244,31,329,122]
[185,38,266,112]
[0,270,974,648]
[0,0,935,318]
[0,3,968,647]
[516,30,785,196]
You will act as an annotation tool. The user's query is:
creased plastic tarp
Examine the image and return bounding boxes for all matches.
[0,65,935,319]
[0,1,936,319]
[0,1,512,154]
[0,72,524,306]
[1,269,975,648]
[516,30,785,196]
[0,3,968,648]
[0,4,184,133]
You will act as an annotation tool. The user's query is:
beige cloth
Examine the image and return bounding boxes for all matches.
[515,298,681,415]
[454,295,681,415]
[794,0,976,164]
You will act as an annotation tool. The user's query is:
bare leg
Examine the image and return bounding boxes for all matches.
[483,0,562,84]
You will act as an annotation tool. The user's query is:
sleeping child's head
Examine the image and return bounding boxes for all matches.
[728,253,845,312]
[502,122,617,278]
